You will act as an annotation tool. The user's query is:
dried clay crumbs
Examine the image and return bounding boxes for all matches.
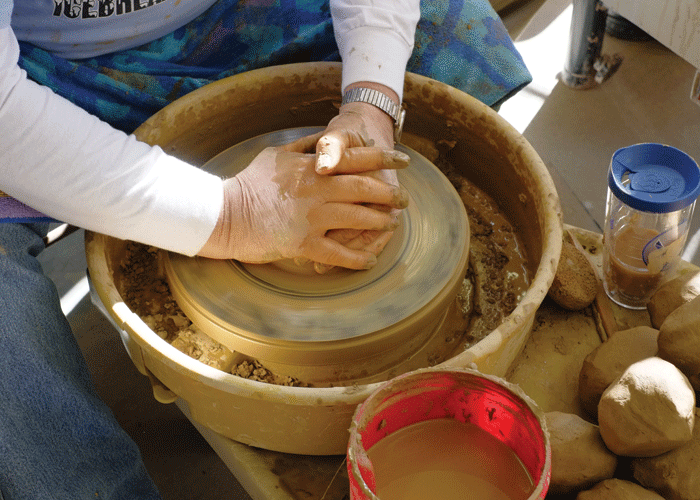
[117,242,306,387]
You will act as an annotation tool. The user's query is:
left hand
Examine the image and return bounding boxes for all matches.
[198,131,409,267]
[311,84,406,273]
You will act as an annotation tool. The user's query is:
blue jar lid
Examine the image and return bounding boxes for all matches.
[609,143,700,213]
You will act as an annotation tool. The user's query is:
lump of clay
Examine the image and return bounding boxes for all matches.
[545,411,617,494]
[647,270,700,329]
[658,294,700,381]
[689,373,700,393]
[548,238,599,310]
[578,326,659,418]
[576,478,665,499]
[170,327,236,371]
[632,408,700,500]
[598,357,695,457]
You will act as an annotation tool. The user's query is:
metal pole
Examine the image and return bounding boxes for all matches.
[562,0,609,89]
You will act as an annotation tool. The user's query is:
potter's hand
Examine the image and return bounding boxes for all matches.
[313,83,404,273]
[197,133,410,269]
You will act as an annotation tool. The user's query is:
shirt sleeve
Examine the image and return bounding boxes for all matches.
[330,0,420,101]
[0,25,223,256]
[0,1,11,28]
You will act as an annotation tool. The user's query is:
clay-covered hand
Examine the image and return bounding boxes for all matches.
[313,97,404,273]
[197,133,410,269]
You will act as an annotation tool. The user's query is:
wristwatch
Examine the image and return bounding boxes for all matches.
[341,87,406,143]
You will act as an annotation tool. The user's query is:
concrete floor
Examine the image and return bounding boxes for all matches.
[35,1,700,498]
[500,0,700,263]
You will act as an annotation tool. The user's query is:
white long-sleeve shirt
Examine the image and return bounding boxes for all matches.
[0,0,418,255]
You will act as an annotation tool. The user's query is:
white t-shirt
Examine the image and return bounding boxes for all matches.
[11,0,218,59]
[0,0,419,255]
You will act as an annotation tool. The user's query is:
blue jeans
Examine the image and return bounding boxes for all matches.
[0,223,161,500]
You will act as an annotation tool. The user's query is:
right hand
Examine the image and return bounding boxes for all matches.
[197,133,410,270]
[312,98,402,273]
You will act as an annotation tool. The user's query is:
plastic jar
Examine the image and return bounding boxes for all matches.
[603,143,700,309]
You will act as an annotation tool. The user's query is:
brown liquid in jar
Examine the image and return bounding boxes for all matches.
[366,419,534,500]
[607,226,662,299]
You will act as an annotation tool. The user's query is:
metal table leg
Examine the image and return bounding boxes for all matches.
[563,0,620,88]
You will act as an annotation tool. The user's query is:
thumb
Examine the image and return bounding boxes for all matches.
[315,132,345,175]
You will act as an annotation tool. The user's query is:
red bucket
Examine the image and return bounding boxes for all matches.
[347,368,551,500]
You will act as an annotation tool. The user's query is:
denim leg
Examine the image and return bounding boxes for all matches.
[0,223,161,500]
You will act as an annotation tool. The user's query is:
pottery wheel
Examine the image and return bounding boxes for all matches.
[163,128,469,370]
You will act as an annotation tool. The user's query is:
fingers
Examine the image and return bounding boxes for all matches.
[313,229,395,274]
[303,203,398,272]
[311,202,400,233]
[315,122,378,174]
[310,204,391,273]
[322,227,362,247]
[315,133,345,174]
[283,131,324,153]
[324,175,410,209]
[314,121,408,174]
[331,148,410,174]
[280,136,411,177]
[301,237,378,271]
[263,151,408,210]
[322,203,392,246]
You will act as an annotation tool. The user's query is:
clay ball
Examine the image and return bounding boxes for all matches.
[548,238,598,310]
[689,373,700,393]
[598,357,695,457]
[632,407,700,500]
[647,270,700,329]
[545,411,617,494]
[576,479,665,500]
[578,326,659,418]
[658,294,700,380]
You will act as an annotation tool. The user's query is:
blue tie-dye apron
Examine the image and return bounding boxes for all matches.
[3,0,530,222]
[17,0,531,134]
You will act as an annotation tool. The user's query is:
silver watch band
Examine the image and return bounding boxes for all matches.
[341,87,406,143]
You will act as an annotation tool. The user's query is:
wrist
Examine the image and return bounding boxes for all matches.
[198,177,243,259]
[340,102,394,149]
[341,82,405,145]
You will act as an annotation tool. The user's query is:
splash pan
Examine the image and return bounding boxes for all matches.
[163,127,470,383]
[85,62,563,455]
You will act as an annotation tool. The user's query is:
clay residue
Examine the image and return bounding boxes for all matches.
[117,244,183,331]
[234,360,307,387]
[452,176,531,348]
[117,242,306,386]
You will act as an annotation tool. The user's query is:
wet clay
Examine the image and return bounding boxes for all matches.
[116,166,530,386]
[454,176,530,348]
